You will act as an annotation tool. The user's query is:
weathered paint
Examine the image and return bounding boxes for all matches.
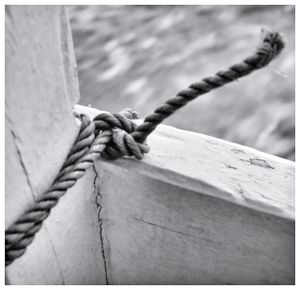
[5,6,105,285]
[7,102,295,284]
[5,5,294,284]
[79,105,295,285]
[5,5,80,228]
[96,164,294,284]
[7,168,107,285]
[76,105,295,221]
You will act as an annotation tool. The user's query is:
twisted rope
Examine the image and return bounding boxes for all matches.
[5,31,284,266]
[132,31,285,143]
[5,111,136,266]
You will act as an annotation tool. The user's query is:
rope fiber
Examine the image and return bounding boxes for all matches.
[5,31,285,266]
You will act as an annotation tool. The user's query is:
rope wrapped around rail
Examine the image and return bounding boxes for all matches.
[5,31,285,266]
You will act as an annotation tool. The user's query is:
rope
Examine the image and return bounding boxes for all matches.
[104,31,285,158]
[5,111,137,266]
[5,31,285,266]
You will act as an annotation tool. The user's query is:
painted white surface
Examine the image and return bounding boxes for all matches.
[76,105,295,220]
[6,168,106,285]
[5,6,104,285]
[5,4,294,283]
[7,102,294,284]
[96,164,294,284]
[79,105,294,284]
[5,5,80,228]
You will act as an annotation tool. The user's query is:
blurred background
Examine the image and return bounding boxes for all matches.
[68,5,295,161]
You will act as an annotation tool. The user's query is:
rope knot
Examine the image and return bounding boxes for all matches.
[103,128,150,160]
[93,108,150,160]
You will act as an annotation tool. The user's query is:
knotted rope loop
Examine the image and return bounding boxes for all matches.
[102,128,150,160]
[93,108,150,160]
[93,108,139,135]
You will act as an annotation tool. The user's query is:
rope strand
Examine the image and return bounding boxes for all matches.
[5,112,133,266]
[131,31,284,143]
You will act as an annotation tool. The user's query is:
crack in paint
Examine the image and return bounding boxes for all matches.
[240,158,275,169]
[45,226,65,285]
[93,164,109,285]
[132,216,194,237]
[9,126,36,200]
[231,148,245,154]
[132,216,223,246]
[226,165,237,170]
